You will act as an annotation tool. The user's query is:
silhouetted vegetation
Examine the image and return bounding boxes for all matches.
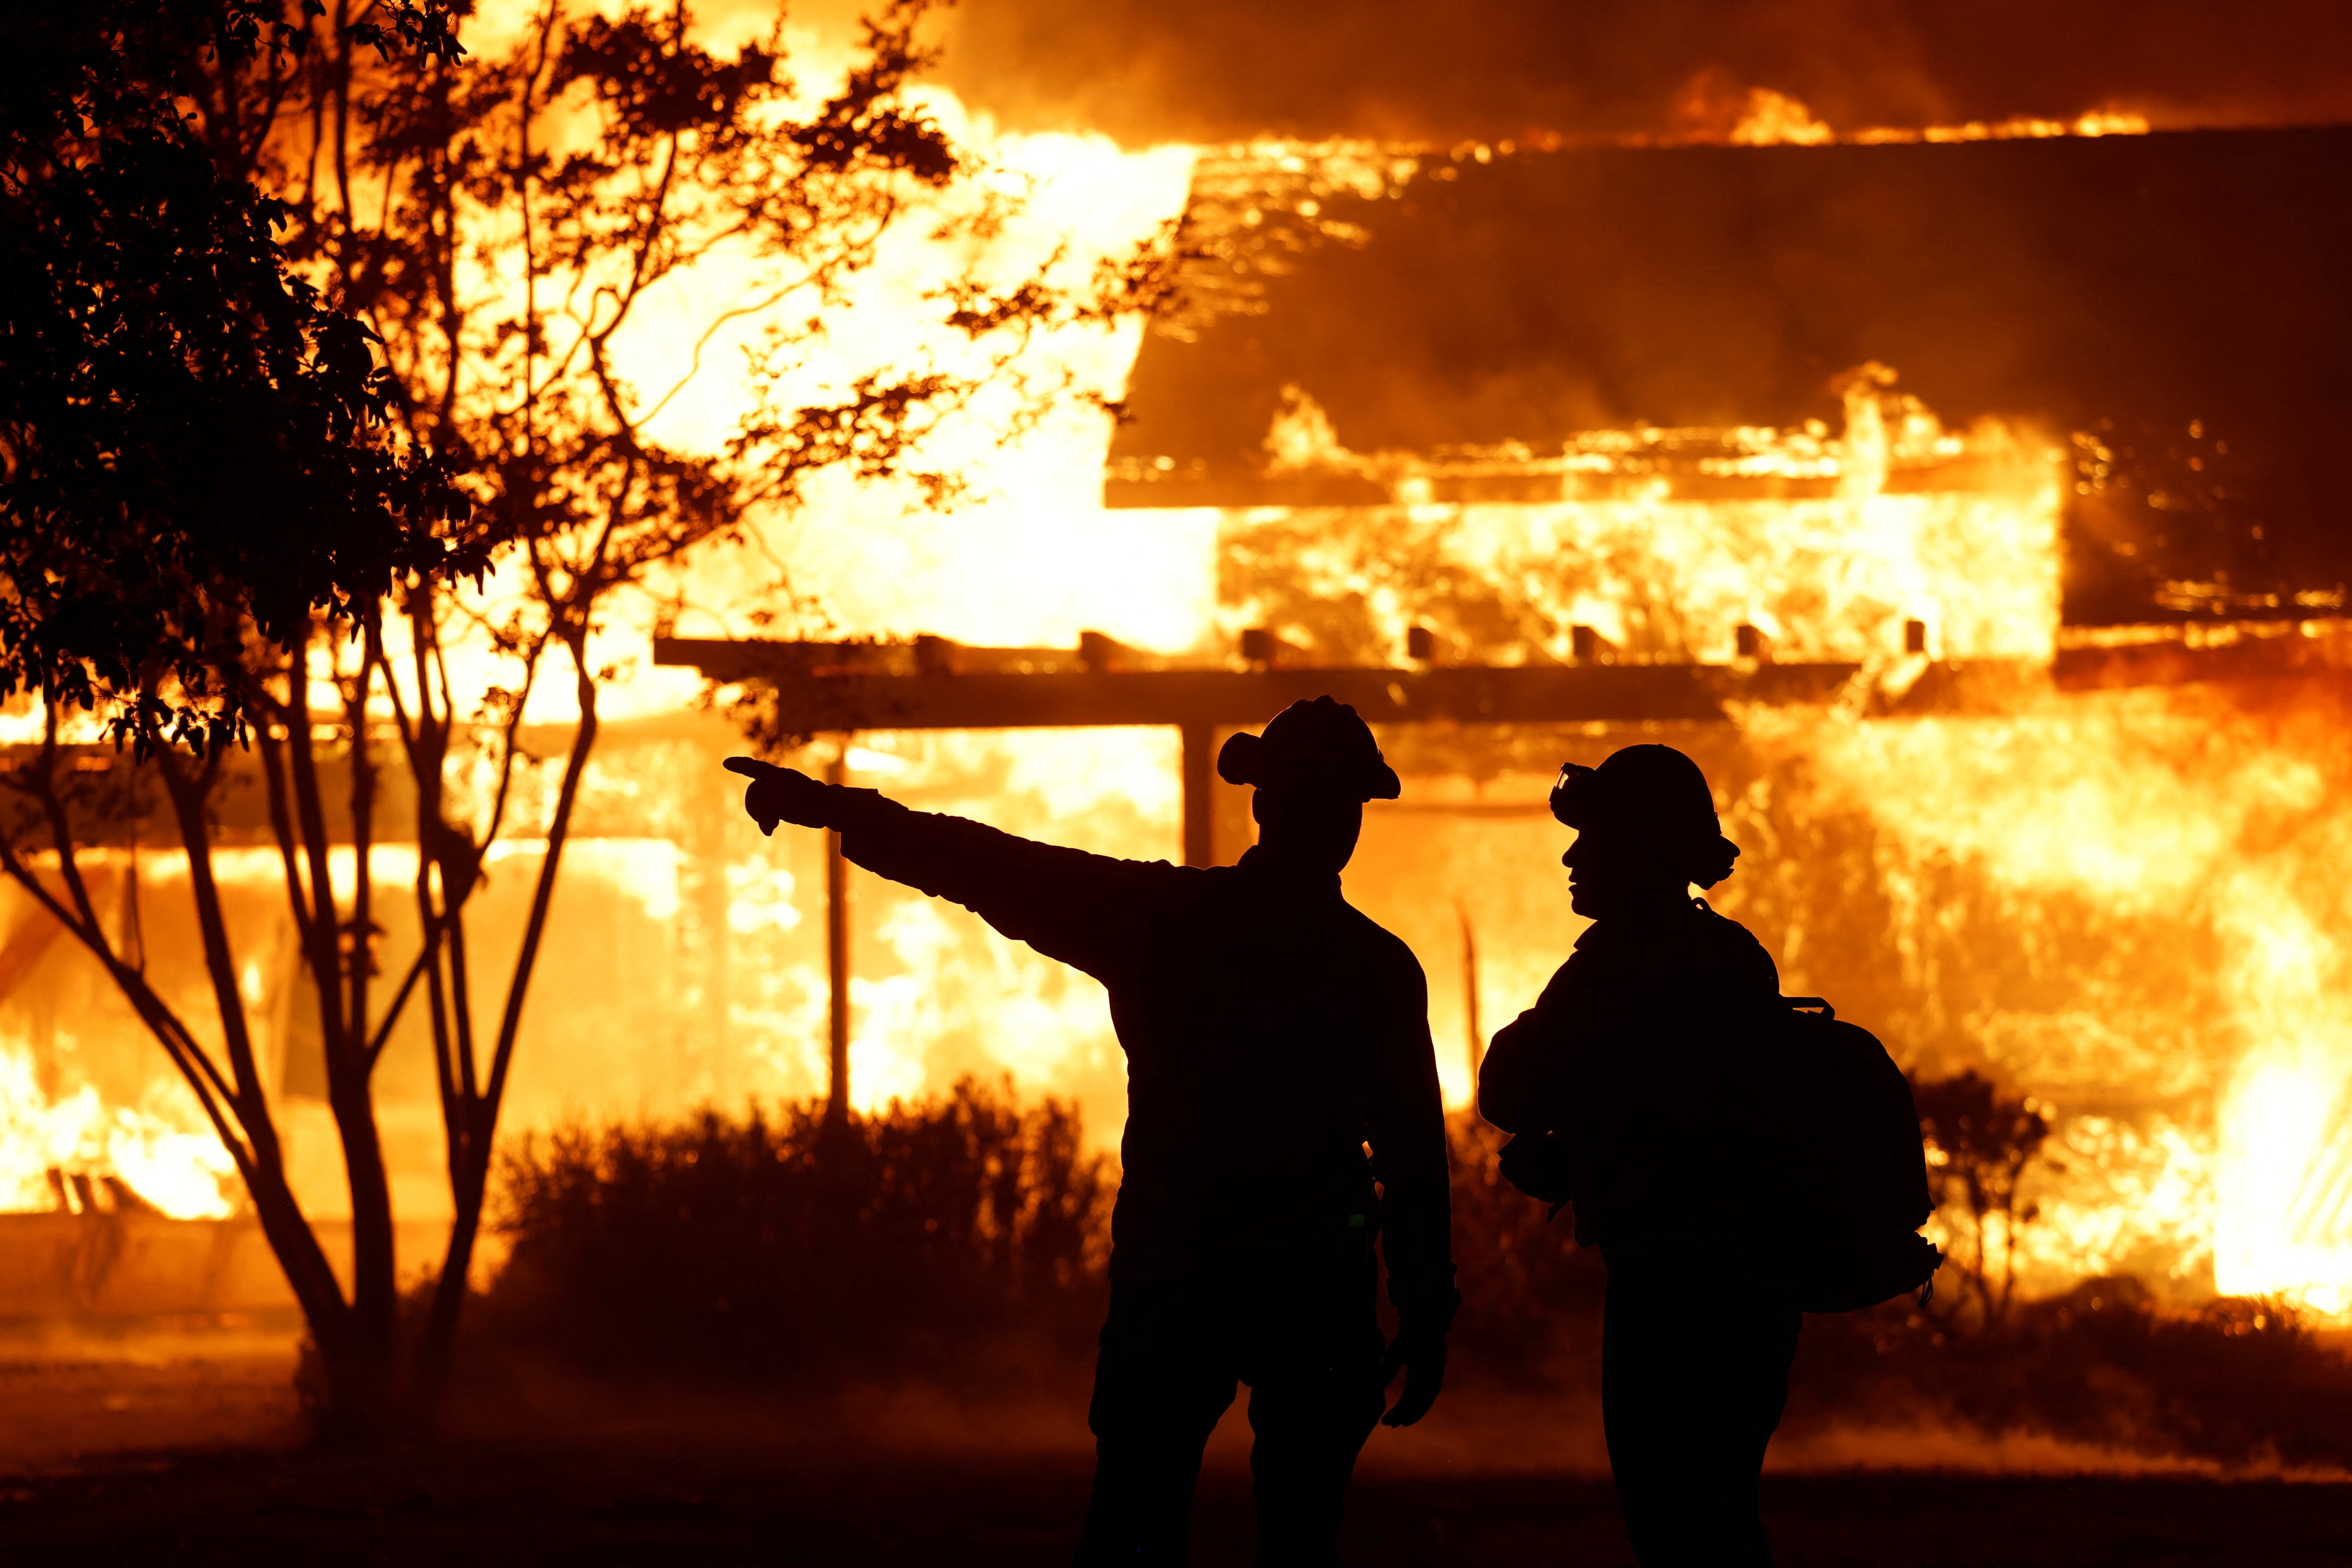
[1790,1278,2352,1468]
[0,0,474,751]
[479,1079,1111,1386]
[479,1090,2352,1467]
[5,0,1172,1439]
[1913,1069,2055,1327]
[1444,1118,1607,1378]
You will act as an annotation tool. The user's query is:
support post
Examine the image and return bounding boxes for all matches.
[1458,902,1484,1078]
[1180,721,1216,868]
[824,747,850,1128]
[686,759,731,1101]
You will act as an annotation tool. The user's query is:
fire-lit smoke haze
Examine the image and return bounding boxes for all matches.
[10,0,2352,1332]
[927,0,2352,145]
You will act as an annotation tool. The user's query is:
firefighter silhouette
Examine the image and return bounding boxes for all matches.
[1479,744,1800,1568]
[728,696,1457,1567]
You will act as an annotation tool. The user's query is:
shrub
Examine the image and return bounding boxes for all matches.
[1443,1117,1607,1381]
[477,1079,1111,1386]
[477,1092,2352,1469]
[1789,1278,2352,1466]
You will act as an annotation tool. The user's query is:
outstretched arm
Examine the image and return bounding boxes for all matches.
[726,757,1167,981]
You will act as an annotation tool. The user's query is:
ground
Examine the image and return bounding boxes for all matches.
[11,1452,2352,1566]
[5,1322,2352,1566]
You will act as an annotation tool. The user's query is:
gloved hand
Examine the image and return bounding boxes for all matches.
[1378,1291,1458,1428]
[723,757,838,835]
[1496,1130,1575,1207]
[1374,1316,1449,1429]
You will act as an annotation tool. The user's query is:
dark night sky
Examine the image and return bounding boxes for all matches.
[932,0,2352,145]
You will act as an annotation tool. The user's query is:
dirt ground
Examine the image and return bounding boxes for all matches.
[0,1316,305,1475]
[7,1321,2352,1566]
[10,1448,2352,1567]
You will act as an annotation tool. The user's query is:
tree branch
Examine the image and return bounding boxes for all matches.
[478,626,598,1144]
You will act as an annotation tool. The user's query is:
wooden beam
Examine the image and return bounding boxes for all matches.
[652,637,1877,731]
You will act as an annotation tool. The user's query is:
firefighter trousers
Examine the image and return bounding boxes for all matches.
[1601,1265,1803,1567]
[1073,1258,1387,1567]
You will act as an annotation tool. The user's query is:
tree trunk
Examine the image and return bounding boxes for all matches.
[410,1129,488,1422]
[327,1078,402,1409]
[404,633,603,1430]
[235,1141,396,1445]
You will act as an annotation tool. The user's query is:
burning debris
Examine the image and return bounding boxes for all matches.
[0,1047,236,1222]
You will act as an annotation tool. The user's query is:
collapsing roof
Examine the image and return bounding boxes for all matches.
[1107,128,2352,624]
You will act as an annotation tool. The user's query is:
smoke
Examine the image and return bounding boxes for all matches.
[930,0,2352,145]
[1766,1423,2352,1479]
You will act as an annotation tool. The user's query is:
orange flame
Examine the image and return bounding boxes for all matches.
[4,54,2339,1344]
[1,1041,238,1220]
[1791,686,2352,1313]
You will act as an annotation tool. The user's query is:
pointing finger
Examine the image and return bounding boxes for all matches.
[724,755,783,779]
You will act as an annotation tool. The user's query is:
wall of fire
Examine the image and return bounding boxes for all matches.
[7,124,2352,1319]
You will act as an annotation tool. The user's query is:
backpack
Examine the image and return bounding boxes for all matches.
[1768,997,1943,1313]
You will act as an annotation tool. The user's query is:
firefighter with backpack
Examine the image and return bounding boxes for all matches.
[1478,743,1938,1568]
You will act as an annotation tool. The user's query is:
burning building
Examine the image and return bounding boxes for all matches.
[9,110,2352,1326]
[1080,122,2352,1311]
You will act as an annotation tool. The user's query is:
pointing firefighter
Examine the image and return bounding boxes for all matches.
[728,696,1457,1567]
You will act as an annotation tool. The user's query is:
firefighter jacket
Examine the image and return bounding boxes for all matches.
[1477,898,1781,1259]
[832,792,1457,1317]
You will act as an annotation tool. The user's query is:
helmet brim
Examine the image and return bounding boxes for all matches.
[1218,731,1401,802]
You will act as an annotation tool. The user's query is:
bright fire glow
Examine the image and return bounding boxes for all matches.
[1712,82,2152,148]
[1224,373,2062,665]
[0,11,1204,1229]
[1733,88,1837,147]
[1794,691,2352,1312]
[1,1041,238,1220]
[0,24,2341,1339]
